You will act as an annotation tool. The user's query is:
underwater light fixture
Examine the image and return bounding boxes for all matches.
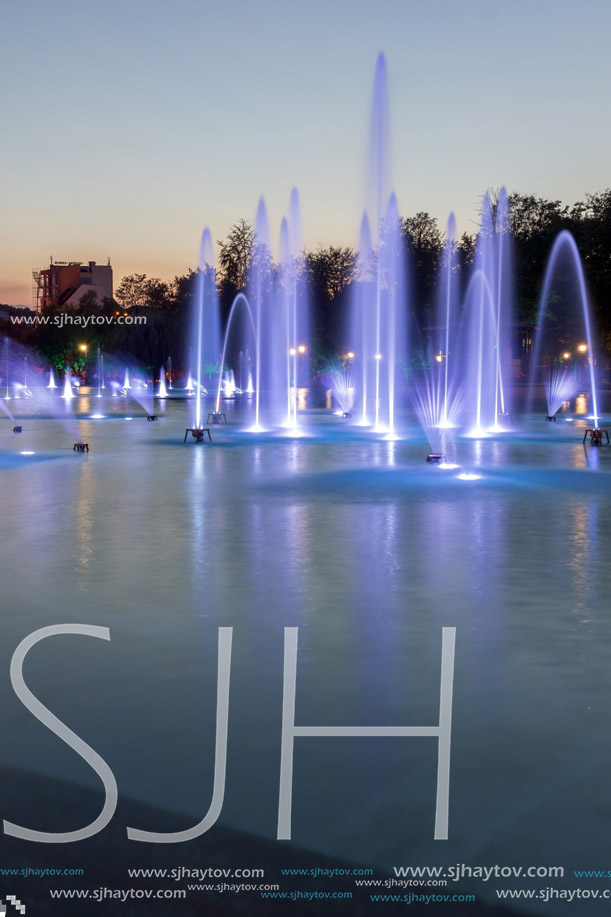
[426,453,444,464]
[583,428,609,445]
[207,412,228,424]
[73,442,89,452]
[12,425,22,433]
[546,415,557,422]
[184,428,212,443]
[342,411,352,418]
[147,415,158,422]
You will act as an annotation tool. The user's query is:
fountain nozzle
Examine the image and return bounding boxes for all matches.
[426,453,444,464]
[584,428,609,445]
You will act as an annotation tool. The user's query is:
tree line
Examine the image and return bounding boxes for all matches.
[5,190,611,373]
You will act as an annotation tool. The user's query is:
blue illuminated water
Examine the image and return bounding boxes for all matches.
[0,390,610,914]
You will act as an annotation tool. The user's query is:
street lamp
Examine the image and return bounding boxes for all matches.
[346,351,354,360]
[374,353,382,361]
[289,347,296,356]
[562,352,571,360]
[79,344,87,352]
[578,344,588,353]
[298,345,306,355]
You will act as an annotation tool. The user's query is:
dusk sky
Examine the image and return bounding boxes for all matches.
[1,0,610,305]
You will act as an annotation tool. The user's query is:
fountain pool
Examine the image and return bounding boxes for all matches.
[0,390,610,914]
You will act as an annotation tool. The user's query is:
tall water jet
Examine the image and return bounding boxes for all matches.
[530,230,599,428]
[437,213,460,427]
[157,366,168,398]
[412,213,462,448]
[192,229,221,430]
[62,367,75,400]
[351,214,374,424]
[47,367,57,389]
[349,52,406,433]
[167,356,173,389]
[462,194,498,435]
[96,346,104,396]
[492,188,513,428]
[249,198,272,430]
[377,193,406,436]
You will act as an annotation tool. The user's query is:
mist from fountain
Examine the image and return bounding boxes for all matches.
[545,364,578,418]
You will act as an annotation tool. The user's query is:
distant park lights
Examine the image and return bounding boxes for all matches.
[562,352,571,360]
[79,344,88,352]
[346,352,354,360]
[289,348,296,356]
[374,353,383,361]
[578,344,588,353]
[298,345,306,355]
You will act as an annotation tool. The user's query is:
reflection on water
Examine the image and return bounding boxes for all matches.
[0,397,611,911]
[74,461,95,587]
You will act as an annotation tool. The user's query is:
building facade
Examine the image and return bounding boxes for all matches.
[33,260,113,312]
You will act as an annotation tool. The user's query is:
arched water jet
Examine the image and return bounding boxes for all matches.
[530,230,599,428]
[215,293,257,417]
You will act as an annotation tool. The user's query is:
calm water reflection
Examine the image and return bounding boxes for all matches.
[1,395,610,912]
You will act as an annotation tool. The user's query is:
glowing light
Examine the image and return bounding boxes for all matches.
[298,345,306,355]
[289,347,296,356]
[346,351,354,360]
[457,472,481,481]
[247,424,266,433]
[562,352,571,360]
[466,427,487,439]
[90,414,105,419]
[438,462,459,470]
[374,353,382,361]
[125,416,133,420]
[578,344,588,353]
[19,451,35,456]
[79,344,87,352]
[437,420,456,429]
[564,418,574,422]
[488,424,506,433]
